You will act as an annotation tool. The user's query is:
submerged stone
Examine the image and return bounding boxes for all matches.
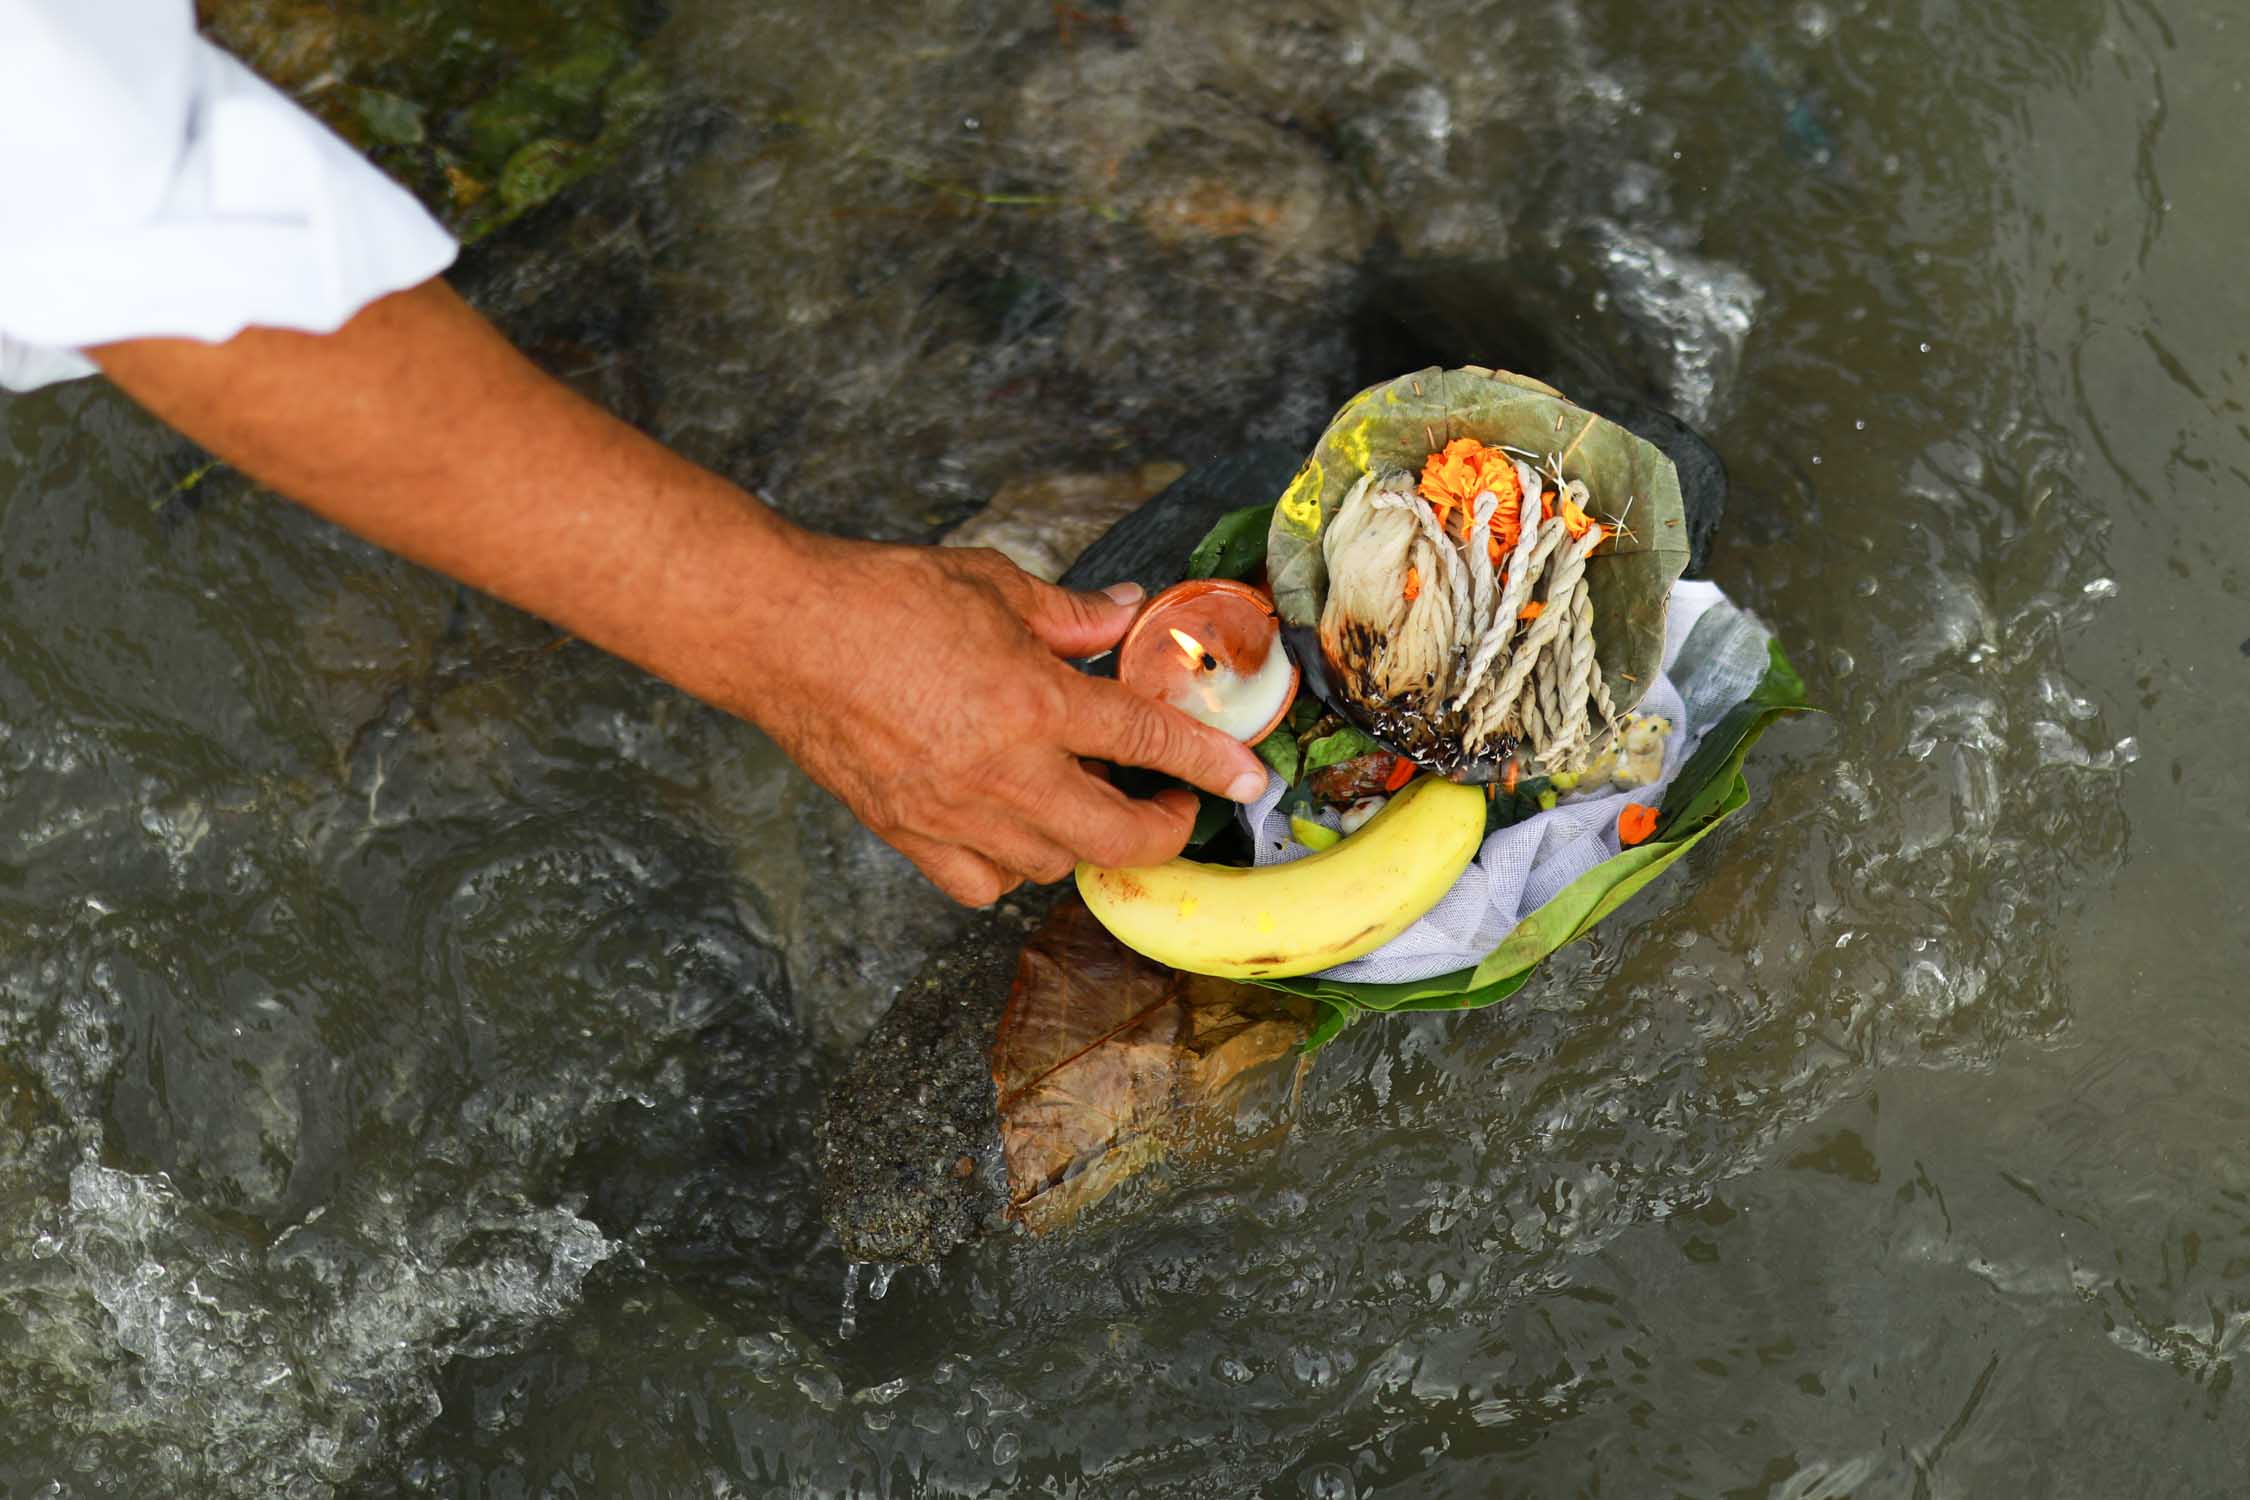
[818,897,1046,1264]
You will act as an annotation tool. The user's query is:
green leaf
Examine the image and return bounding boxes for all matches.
[1267,964,1530,1017]
[1253,727,1301,785]
[1186,503,1277,582]
[1302,1001,1354,1051]
[1186,791,1235,848]
[1567,775,1750,939]
[1657,638,1816,838]
[355,88,426,147]
[1461,784,1746,993]
[1381,974,1536,1013]
[1303,727,1382,774]
[1487,776,1553,832]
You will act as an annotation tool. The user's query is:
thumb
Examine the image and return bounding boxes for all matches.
[1019,578,1145,658]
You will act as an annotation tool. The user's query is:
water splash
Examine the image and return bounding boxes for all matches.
[2,1157,614,1497]
[1587,219,1764,424]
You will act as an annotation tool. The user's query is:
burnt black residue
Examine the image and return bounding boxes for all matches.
[1323,623,1515,778]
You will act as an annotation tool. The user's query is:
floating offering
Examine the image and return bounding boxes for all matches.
[1075,367,1810,1048]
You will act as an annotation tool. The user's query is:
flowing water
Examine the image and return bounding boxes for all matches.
[3,0,2246,1494]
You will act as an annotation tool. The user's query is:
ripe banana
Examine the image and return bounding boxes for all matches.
[1076,775,1487,979]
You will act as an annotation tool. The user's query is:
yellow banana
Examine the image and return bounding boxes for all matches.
[1076,775,1487,979]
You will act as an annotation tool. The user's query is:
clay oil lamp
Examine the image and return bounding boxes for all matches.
[1116,579,1299,752]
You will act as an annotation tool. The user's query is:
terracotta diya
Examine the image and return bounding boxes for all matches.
[1116,578,1299,749]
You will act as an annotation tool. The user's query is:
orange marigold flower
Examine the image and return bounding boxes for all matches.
[1403,566,1421,602]
[1617,803,1659,846]
[1517,601,1544,622]
[1420,438,1524,553]
[1557,494,1601,539]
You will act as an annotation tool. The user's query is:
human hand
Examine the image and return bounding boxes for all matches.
[719,535,1269,905]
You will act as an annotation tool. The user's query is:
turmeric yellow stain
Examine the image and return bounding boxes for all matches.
[1177,896,1200,920]
[1277,461,1324,533]
[1256,911,1277,934]
[1335,416,1374,475]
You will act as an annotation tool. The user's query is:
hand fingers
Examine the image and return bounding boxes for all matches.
[900,819,1075,893]
[1063,676,1269,803]
[974,824,1082,887]
[888,831,1020,908]
[1014,575,1146,658]
[1036,768,1201,871]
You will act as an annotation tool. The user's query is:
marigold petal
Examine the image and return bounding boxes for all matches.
[1617,803,1659,846]
[1418,437,1524,520]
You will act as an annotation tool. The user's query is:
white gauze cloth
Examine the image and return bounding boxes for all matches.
[1243,579,1774,983]
[0,0,458,392]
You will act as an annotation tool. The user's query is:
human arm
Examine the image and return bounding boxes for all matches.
[89,277,1269,904]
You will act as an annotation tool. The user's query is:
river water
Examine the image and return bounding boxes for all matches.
[2,0,2245,1494]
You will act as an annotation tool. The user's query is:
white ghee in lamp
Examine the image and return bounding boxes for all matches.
[1165,640,1295,742]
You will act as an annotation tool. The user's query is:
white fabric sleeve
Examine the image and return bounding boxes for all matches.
[0,0,459,392]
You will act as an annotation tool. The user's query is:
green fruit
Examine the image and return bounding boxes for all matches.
[1289,816,1341,851]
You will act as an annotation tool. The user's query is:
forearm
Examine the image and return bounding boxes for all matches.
[90,278,801,700]
[88,273,1265,905]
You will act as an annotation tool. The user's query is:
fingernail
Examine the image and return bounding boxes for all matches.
[1227,770,1268,802]
[1101,581,1144,607]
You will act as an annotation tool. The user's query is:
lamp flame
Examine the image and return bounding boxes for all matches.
[1169,628,1218,672]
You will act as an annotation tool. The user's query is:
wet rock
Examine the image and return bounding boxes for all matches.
[1581,219,1763,427]
[1341,74,1511,268]
[763,794,969,1058]
[1054,445,1306,600]
[1015,49,1378,295]
[943,462,1186,583]
[818,895,1050,1264]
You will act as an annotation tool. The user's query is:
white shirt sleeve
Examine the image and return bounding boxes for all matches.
[0,0,459,392]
